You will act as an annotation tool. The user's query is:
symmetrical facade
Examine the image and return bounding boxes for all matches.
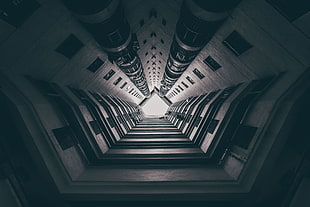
[0,0,309,206]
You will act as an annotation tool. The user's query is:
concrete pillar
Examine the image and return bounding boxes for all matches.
[62,0,151,97]
[159,0,240,96]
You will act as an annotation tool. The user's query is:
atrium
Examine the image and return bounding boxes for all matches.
[0,0,309,206]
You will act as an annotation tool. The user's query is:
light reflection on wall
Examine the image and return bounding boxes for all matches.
[141,94,169,117]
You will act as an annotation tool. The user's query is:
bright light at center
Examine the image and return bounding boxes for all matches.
[142,94,169,117]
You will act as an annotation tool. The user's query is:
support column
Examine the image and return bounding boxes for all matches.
[159,0,240,97]
[62,0,151,97]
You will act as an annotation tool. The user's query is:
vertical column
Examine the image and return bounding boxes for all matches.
[62,0,151,97]
[159,0,240,97]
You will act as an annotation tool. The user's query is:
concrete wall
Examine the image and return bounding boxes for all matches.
[169,0,310,102]
[0,0,143,104]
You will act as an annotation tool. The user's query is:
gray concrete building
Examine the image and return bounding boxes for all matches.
[0,0,309,206]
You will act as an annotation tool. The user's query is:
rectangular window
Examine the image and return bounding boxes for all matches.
[233,125,257,149]
[52,126,76,150]
[106,117,115,128]
[55,34,84,59]
[113,77,122,85]
[178,85,184,91]
[193,68,205,79]
[194,117,202,127]
[207,119,219,134]
[128,88,134,93]
[223,31,252,56]
[0,0,40,27]
[203,56,221,71]
[120,82,127,89]
[89,120,101,135]
[87,57,104,73]
[103,69,115,80]
[181,81,189,88]
[186,76,195,84]
[266,0,309,21]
